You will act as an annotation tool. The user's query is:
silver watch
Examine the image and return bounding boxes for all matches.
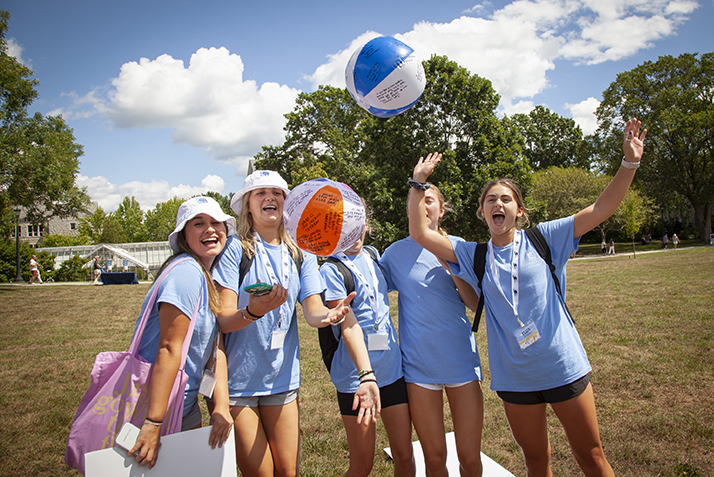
[621,158,640,170]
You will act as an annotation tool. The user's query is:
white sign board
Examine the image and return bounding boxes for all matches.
[385,432,515,476]
[85,426,236,477]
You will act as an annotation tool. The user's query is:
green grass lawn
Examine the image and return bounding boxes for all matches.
[0,246,712,476]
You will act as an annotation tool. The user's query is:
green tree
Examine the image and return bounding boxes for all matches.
[144,197,184,242]
[0,239,54,282]
[619,189,656,256]
[509,105,591,170]
[78,207,107,244]
[255,55,530,248]
[0,11,90,236]
[99,215,126,244]
[115,196,147,242]
[531,167,604,219]
[54,254,89,282]
[596,52,714,242]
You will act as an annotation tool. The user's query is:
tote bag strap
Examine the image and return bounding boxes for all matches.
[128,257,200,357]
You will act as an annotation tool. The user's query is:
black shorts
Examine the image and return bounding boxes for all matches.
[337,377,408,416]
[497,374,590,405]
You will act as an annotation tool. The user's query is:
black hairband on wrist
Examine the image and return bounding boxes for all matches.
[245,305,264,319]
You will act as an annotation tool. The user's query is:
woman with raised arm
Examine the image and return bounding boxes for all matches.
[380,185,484,477]
[212,170,356,477]
[129,196,235,469]
[407,119,646,476]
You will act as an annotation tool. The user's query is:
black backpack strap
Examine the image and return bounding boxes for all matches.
[324,257,355,295]
[363,245,378,263]
[317,256,351,373]
[238,249,254,289]
[317,248,378,372]
[524,227,574,322]
[471,243,488,332]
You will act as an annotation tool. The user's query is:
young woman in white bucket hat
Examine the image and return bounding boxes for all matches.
[213,170,361,477]
[129,196,235,469]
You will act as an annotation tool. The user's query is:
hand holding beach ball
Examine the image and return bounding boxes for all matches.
[346,36,426,118]
[283,179,366,257]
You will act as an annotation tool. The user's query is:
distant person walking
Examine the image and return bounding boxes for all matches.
[601,239,607,254]
[663,233,669,250]
[93,256,102,284]
[608,239,615,255]
[672,233,679,249]
[29,255,43,284]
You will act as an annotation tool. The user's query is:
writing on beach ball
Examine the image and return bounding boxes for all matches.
[283,179,366,257]
[345,36,426,118]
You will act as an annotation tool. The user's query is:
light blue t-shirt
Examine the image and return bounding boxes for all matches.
[320,246,403,393]
[451,216,591,392]
[380,236,481,384]
[213,235,324,397]
[135,256,217,417]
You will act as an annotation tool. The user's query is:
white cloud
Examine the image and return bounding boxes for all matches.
[306,32,383,88]
[6,38,31,68]
[308,0,697,112]
[565,96,600,135]
[76,47,300,164]
[76,174,226,213]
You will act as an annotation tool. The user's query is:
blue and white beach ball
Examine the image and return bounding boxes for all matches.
[345,36,426,118]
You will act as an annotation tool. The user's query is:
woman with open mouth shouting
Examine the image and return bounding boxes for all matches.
[407,119,646,476]
[212,170,355,477]
[128,196,235,469]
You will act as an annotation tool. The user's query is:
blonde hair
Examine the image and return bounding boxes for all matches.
[235,191,301,263]
[407,183,452,237]
[155,225,224,316]
[476,178,530,229]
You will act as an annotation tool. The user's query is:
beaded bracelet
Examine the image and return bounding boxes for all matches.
[359,378,377,385]
[358,369,374,379]
[241,308,258,322]
[143,418,163,429]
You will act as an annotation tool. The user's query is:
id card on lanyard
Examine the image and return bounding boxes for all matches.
[488,230,541,350]
[254,234,292,350]
[335,250,389,351]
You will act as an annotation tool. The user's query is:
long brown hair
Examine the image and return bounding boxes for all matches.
[476,178,530,229]
[235,191,301,263]
[155,226,224,316]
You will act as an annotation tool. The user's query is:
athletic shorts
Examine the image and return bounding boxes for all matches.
[181,401,203,431]
[496,374,590,405]
[229,388,298,408]
[337,377,408,416]
[412,381,473,391]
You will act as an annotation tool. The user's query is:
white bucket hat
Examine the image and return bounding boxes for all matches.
[230,170,290,215]
[168,196,237,252]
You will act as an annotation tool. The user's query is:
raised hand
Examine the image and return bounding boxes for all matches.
[412,152,442,183]
[623,118,647,163]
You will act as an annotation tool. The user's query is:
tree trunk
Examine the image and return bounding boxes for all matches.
[694,199,714,242]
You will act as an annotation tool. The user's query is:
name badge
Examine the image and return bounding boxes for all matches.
[367,332,389,351]
[271,329,287,350]
[513,320,540,350]
[198,370,216,399]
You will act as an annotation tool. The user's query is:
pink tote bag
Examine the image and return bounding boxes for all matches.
[64,258,201,474]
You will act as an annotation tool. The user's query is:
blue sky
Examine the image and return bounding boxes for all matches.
[5,0,713,212]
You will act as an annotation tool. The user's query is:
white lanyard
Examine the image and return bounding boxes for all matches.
[335,249,381,330]
[254,232,291,329]
[488,230,524,327]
